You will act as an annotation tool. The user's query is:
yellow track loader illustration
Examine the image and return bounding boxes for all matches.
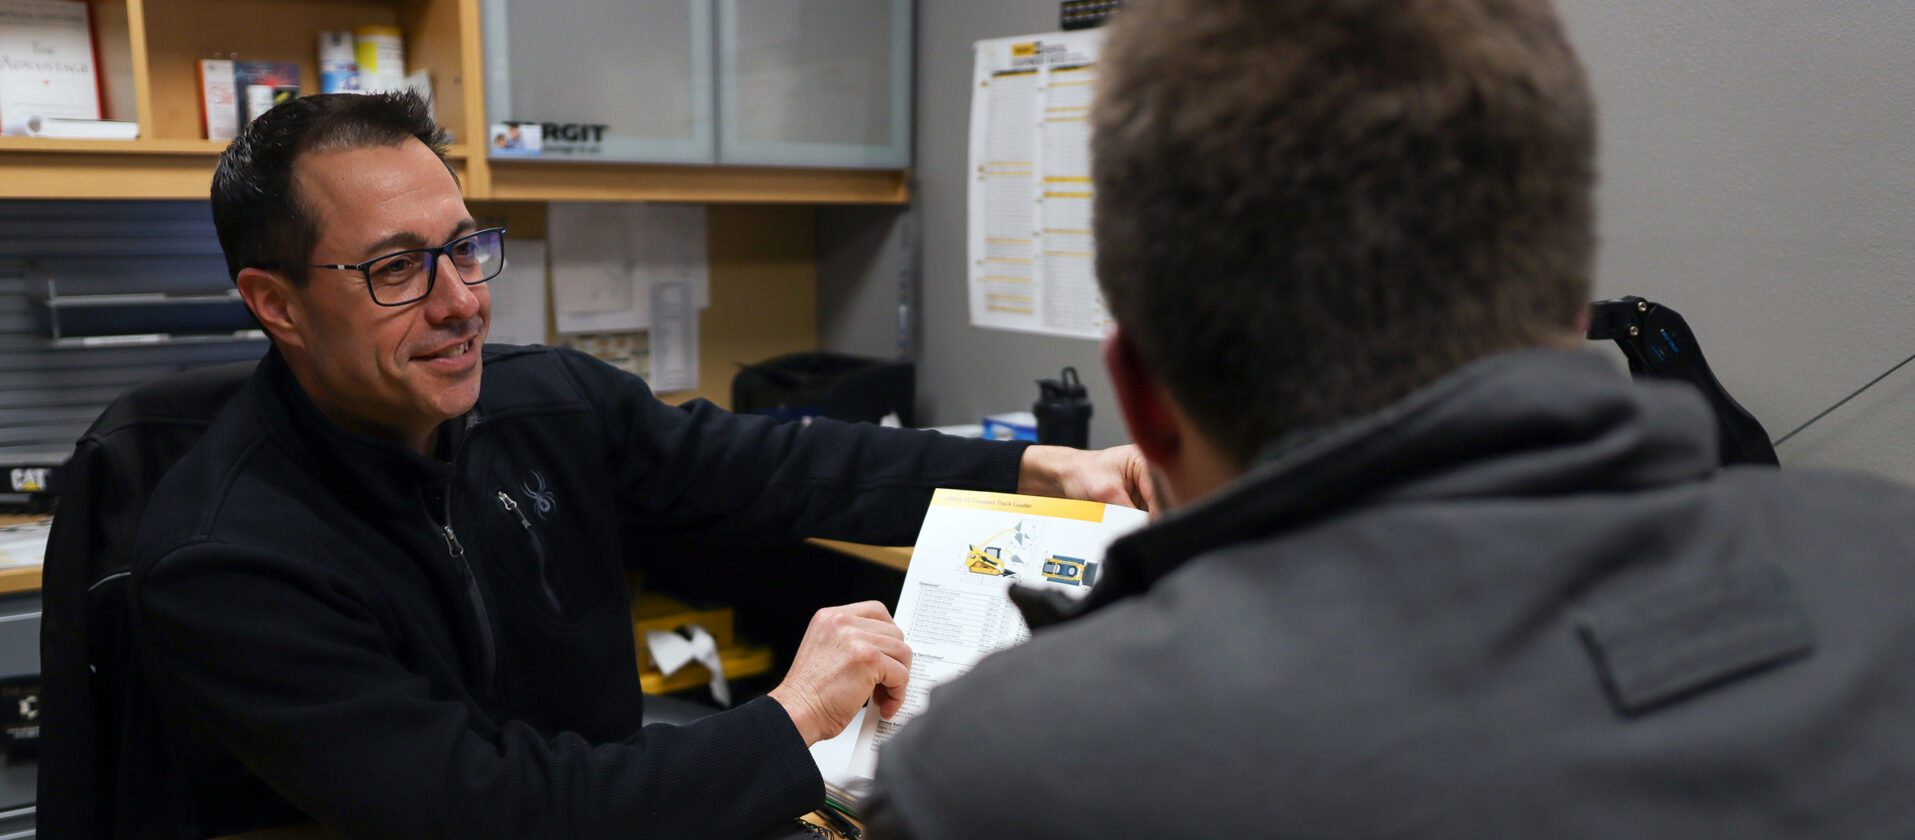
[964,523,1033,578]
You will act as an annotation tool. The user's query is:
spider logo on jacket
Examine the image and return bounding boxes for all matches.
[521,470,557,519]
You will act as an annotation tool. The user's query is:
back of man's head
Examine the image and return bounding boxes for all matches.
[211,91,453,288]
[1093,0,1597,465]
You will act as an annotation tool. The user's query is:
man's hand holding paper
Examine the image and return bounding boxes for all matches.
[769,601,914,746]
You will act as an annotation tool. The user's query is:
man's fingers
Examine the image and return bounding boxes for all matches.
[845,614,906,644]
[807,601,891,633]
[1129,451,1160,512]
[872,652,910,719]
[835,600,893,621]
[869,633,912,672]
[874,683,905,719]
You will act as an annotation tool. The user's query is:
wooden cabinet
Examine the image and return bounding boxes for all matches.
[0,0,908,202]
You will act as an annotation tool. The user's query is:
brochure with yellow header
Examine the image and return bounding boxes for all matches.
[809,488,1148,801]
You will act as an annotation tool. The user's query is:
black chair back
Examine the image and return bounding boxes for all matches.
[37,361,256,840]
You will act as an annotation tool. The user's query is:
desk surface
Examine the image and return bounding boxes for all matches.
[808,538,911,571]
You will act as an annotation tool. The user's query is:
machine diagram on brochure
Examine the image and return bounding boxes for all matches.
[962,520,1099,587]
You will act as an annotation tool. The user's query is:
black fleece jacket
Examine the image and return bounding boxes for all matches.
[131,345,1027,840]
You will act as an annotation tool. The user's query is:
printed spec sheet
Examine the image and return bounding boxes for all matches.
[967,29,1111,340]
[810,489,1147,788]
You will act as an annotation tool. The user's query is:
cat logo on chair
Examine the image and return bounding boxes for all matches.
[10,468,49,493]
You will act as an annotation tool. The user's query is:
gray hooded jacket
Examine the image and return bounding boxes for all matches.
[868,348,1915,839]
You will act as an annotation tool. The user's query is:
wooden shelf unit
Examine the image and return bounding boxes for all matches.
[0,0,909,203]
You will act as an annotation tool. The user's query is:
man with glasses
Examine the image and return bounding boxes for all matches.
[311,226,507,311]
[128,92,1149,840]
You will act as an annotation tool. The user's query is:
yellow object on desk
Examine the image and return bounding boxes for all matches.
[632,591,737,669]
[640,642,775,695]
[629,591,774,694]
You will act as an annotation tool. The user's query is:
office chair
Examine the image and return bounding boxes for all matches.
[37,360,257,839]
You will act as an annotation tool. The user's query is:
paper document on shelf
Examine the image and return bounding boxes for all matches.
[487,238,548,346]
[810,489,1147,792]
[966,29,1110,340]
[648,281,699,392]
[548,203,709,334]
[25,116,138,139]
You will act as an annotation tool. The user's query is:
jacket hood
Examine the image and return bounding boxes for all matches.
[1017,347,1723,626]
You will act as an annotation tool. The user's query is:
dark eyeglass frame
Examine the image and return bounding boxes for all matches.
[309,226,508,307]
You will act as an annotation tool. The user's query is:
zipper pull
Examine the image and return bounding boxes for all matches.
[498,490,563,615]
[440,523,466,559]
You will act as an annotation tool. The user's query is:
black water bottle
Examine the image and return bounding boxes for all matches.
[1034,367,1092,448]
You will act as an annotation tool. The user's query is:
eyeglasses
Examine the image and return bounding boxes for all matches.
[310,227,507,307]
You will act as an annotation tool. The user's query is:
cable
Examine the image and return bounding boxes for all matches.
[1772,345,1915,448]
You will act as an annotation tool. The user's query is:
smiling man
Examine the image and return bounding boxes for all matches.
[127,92,1149,840]
[246,137,489,454]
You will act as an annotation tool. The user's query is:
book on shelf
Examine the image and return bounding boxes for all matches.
[317,31,359,94]
[0,0,103,136]
[198,58,238,141]
[232,60,299,127]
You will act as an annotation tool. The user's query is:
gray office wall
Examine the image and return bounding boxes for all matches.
[821,0,1119,444]
[820,1,1915,476]
[818,204,915,363]
[1562,0,1915,479]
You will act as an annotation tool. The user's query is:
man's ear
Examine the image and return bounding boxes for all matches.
[1103,325,1181,467]
[236,267,306,352]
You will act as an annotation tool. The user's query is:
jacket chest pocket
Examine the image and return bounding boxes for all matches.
[483,478,618,625]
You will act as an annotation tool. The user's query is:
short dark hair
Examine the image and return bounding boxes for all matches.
[211,91,454,286]
[1093,0,1597,464]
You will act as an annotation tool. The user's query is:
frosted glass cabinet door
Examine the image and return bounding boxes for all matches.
[482,0,715,163]
[717,0,912,168]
